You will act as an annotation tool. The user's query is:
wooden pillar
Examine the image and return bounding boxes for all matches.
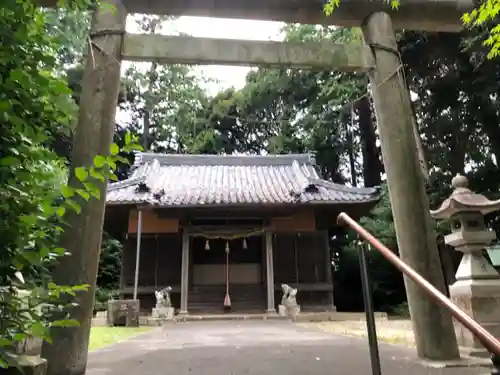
[323,231,335,310]
[265,232,276,313]
[41,2,127,375]
[119,239,126,298]
[133,209,143,300]
[361,12,459,360]
[179,230,190,315]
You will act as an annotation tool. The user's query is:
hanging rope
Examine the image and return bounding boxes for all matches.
[224,240,231,308]
[188,227,269,240]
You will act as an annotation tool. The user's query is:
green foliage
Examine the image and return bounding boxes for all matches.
[93,287,116,314]
[360,185,396,249]
[323,0,398,16]
[462,2,500,59]
[392,302,410,317]
[0,0,142,366]
[97,238,122,291]
[324,0,500,59]
[119,15,209,153]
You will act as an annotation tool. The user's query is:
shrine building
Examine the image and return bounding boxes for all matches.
[103,152,379,315]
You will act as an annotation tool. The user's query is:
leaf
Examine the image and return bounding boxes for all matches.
[0,338,12,347]
[62,186,75,198]
[75,167,88,181]
[13,333,26,342]
[77,189,90,201]
[110,143,119,156]
[0,156,20,166]
[53,247,66,256]
[19,214,38,226]
[21,251,41,265]
[30,322,48,337]
[84,183,101,199]
[93,155,106,168]
[55,206,66,217]
[65,200,81,214]
[90,167,105,182]
[115,155,130,164]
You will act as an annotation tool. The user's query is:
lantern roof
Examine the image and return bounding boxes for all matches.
[430,174,500,220]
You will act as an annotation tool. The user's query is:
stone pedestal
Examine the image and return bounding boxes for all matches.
[450,278,500,357]
[278,304,286,316]
[3,337,46,375]
[14,337,42,356]
[2,355,47,375]
[107,299,140,327]
[278,304,300,317]
[152,306,175,321]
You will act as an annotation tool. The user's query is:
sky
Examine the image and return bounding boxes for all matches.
[125,16,285,95]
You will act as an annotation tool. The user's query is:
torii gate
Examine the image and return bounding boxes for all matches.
[39,0,473,374]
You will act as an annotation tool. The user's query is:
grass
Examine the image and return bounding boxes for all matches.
[88,326,152,351]
[300,319,416,348]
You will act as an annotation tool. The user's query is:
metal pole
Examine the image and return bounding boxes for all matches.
[492,353,500,375]
[338,211,500,356]
[133,209,143,300]
[357,238,382,375]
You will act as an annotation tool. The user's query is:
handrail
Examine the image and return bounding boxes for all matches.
[337,212,500,357]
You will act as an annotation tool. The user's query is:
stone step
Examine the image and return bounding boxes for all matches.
[188,285,265,313]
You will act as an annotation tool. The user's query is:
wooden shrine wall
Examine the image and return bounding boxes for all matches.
[270,209,316,232]
[128,209,179,234]
[121,233,182,288]
[272,231,328,284]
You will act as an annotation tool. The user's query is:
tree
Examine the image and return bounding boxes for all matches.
[0,0,139,368]
[120,15,209,153]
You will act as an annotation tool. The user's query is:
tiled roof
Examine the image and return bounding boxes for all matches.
[106,153,379,207]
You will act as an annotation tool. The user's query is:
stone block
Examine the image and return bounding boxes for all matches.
[450,278,500,353]
[14,337,42,356]
[278,304,300,318]
[0,355,47,375]
[278,304,286,317]
[107,299,140,327]
[152,307,175,321]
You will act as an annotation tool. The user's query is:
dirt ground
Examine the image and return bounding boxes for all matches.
[300,319,416,347]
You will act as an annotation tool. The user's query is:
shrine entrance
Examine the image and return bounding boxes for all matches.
[41,0,476,371]
[190,236,265,313]
[191,237,263,287]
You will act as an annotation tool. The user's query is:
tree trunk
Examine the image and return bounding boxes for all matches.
[357,97,382,187]
[41,2,127,375]
[346,111,357,187]
[142,62,158,150]
[475,97,500,172]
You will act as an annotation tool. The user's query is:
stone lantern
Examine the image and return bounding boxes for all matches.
[430,174,500,357]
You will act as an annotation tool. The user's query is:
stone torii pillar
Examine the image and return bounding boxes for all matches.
[361,12,459,360]
[40,1,128,375]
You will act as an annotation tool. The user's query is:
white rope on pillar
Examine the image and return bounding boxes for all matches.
[133,209,143,300]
